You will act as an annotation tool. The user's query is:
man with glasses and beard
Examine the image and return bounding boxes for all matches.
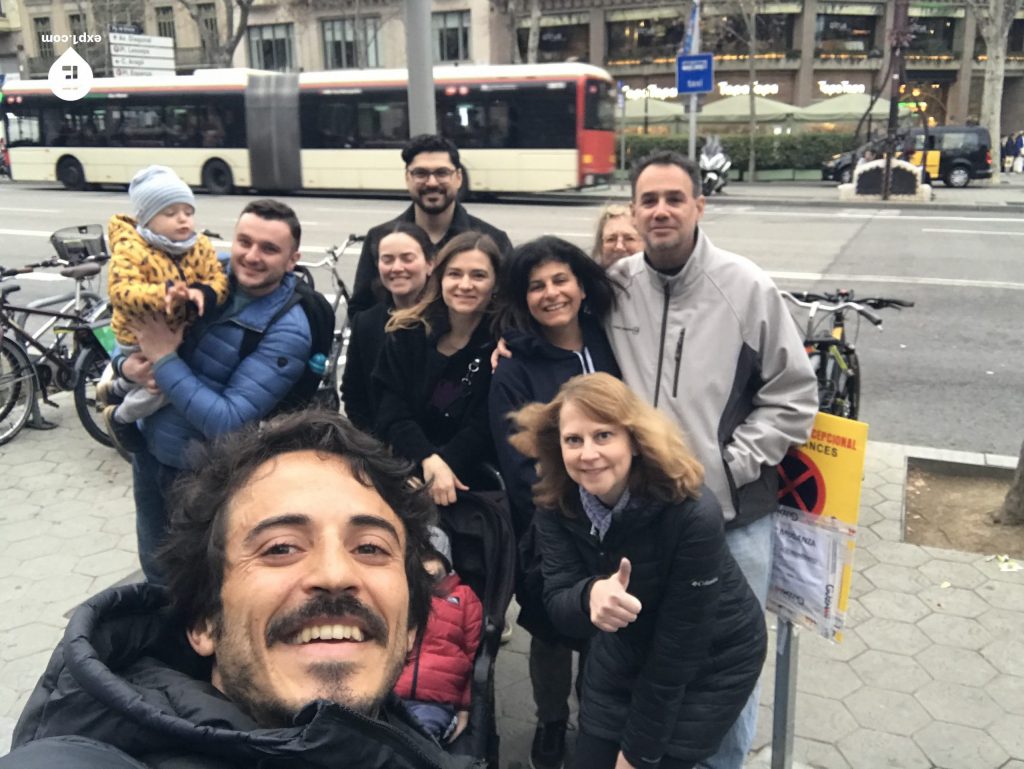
[1,412,478,769]
[349,134,513,317]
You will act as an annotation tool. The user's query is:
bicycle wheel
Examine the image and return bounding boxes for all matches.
[0,338,37,446]
[73,345,115,447]
[834,349,861,420]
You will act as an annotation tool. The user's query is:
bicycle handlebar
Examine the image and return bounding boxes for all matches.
[787,290,914,311]
[781,291,884,327]
[1,266,35,278]
[299,234,366,269]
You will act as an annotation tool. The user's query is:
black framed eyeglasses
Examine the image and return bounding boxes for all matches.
[408,167,457,182]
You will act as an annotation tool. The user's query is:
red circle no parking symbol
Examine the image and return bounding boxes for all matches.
[777,449,826,515]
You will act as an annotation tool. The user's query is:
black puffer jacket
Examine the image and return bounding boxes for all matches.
[341,301,390,434]
[488,317,619,641]
[536,490,767,768]
[2,584,478,769]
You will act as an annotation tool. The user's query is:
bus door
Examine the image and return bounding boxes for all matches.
[246,72,302,191]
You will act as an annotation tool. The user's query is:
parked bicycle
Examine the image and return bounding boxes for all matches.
[296,234,364,410]
[781,289,914,420]
[0,225,114,446]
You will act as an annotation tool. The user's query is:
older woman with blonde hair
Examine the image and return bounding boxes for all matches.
[592,204,642,267]
[510,372,767,769]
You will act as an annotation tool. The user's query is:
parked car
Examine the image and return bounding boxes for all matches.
[822,126,992,188]
[821,141,877,184]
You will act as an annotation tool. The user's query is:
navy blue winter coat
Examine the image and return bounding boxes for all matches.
[143,272,311,469]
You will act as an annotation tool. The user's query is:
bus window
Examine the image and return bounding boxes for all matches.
[584,79,615,131]
[509,84,575,149]
[357,96,408,148]
[3,108,42,147]
[301,94,359,149]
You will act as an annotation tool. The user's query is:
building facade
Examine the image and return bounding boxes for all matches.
[7,0,1023,130]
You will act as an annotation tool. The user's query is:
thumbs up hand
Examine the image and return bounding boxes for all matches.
[589,558,642,632]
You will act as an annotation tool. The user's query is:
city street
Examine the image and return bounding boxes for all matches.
[2,178,1024,768]
[2,180,1022,454]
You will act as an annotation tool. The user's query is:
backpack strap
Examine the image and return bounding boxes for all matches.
[238,290,302,361]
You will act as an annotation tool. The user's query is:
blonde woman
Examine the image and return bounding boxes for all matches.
[510,373,766,769]
[374,231,501,507]
[592,204,642,268]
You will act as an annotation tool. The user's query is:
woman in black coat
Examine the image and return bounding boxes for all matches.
[489,237,622,766]
[374,231,500,507]
[341,222,435,434]
[509,373,767,769]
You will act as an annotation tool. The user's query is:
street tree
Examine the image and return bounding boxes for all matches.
[963,0,1023,184]
[995,440,1024,525]
[708,2,762,178]
[736,0,759,181]
[175,0,254,68]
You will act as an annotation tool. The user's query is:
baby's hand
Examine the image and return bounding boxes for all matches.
[186,287,206,316]
[164,281,190,315]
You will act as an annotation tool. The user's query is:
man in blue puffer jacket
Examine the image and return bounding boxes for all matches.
[111,199,312,582]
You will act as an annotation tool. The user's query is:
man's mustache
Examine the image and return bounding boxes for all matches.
[264,593,388,647]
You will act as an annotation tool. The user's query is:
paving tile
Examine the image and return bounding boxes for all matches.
[858,486,884,509]
[912,721,1009,769]
[837,729,931,769]
[868,518,902,542]
[978,580,1024,613]
[860,563,932,594]
[875,482,903,504]
[0,623,63,664]
[849,548,877,572]
[860,591,930,622]
[792,737,851,769]
[855,506,882,528]
[73,548,141,579]
[861,540,930,567]
[799,628,867,663]
[17,552,83,581]
[988,713,1024,759]
[916,613,993,650]
[916,645,997,686]
[984,675,1024,717]
[980,638,1024,677]
[853,527,880,548]
[871,498,903,520]
[855,617,931,656]
[974,606,1024,638]
[844,597,871,626]
[845,686,931,736]
[914,680,1003,728]
[793,693,857,742]
[917,559,987,589]
[877,466,907,485]
[918,585,991,618]
[794,653,862,699]
[919,545,985,564]
[849,650,931,693]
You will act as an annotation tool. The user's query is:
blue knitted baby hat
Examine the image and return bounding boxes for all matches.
[129,165,195,227]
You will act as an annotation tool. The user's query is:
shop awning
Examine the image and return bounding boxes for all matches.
[699,94,799,123]
[622,97,687,124]
[793,92,892,122]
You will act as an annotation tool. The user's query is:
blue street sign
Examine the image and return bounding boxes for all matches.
[676,53,714,94]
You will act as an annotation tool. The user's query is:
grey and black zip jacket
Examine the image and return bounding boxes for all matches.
[606,229,817,528]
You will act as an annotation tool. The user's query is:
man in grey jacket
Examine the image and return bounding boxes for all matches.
[605,150,818,769]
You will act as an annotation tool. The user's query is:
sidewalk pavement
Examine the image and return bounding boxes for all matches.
[562,170,1024,214]
[2,395,1023,768]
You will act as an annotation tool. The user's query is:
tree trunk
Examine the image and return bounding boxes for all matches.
[997,439,1024,524]
[526,0,541,64]
[966,0,1023,184]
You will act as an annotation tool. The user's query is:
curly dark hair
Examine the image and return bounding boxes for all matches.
[496,235,621,333]
[401,134,461,170]
[159,411,437,638]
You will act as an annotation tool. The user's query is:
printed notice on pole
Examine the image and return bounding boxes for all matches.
[768,411,868,642]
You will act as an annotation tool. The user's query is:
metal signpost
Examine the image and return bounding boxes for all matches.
[678,1,709,160]
[404,0,436,136]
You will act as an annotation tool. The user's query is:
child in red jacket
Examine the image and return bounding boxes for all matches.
[396,528,483,742]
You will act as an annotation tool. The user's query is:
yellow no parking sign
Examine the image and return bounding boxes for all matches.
[768,412,868,641]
